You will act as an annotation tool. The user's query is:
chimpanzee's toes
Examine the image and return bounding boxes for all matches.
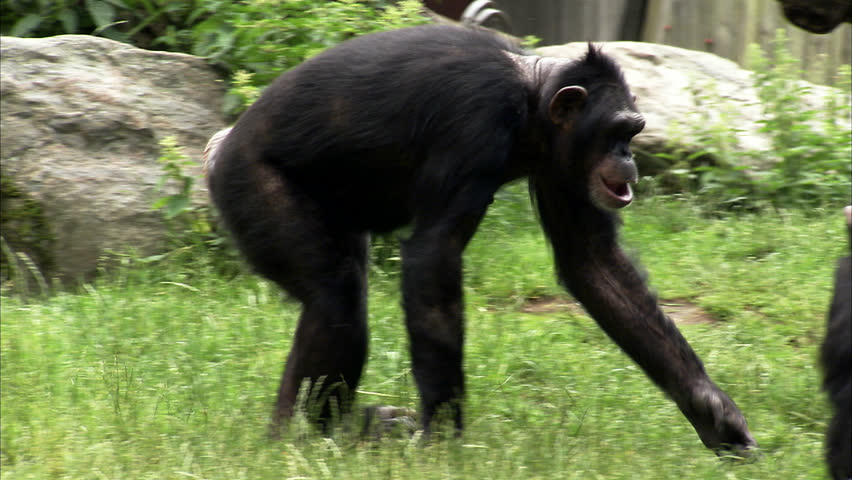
[360,405,418,439]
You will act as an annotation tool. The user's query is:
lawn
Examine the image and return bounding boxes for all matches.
[1,185,845,479]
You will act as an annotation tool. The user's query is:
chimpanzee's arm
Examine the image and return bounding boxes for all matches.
[566,235,753,452]
[401,208,484,432]
[534,190,755,452]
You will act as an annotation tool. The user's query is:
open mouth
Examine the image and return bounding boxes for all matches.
[601,176,634,208]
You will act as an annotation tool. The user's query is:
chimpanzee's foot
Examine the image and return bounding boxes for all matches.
[360,405,418,439]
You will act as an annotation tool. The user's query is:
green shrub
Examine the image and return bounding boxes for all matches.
[2,1,428,115]
[0,0,205,48]
[193,0,428,113]
[655,29,851,213]
[745,30,851,209]
[149,136,241,274]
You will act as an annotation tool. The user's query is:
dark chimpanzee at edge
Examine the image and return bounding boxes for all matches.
[204,24,756,454]
[822,206,852,480]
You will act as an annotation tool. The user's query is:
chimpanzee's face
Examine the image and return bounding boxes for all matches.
[548,82,645,210]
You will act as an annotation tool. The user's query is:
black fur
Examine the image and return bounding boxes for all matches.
[821,211,851,480]
[206,24,755,452]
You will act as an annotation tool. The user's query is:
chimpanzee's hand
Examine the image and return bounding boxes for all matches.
[682,379,757,455]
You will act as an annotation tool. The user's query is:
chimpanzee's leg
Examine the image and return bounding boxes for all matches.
[210,160,369,433]
[822,253,851,480]
[401,182,496,433]
[269,229,370,432]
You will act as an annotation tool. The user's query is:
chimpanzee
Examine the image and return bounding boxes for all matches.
[776,0,852,34]
[821,206,851,480]
[204,24,756,453]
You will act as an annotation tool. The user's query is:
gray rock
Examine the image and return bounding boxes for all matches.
[1,35,226,283]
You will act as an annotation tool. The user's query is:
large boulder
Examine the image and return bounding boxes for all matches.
[1,35,226,284]
[537,41,841,175]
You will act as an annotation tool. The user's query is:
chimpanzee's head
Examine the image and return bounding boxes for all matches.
[541,46,645,211]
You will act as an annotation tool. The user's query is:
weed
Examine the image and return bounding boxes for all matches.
[149,136,241,275]
[656,29,851,213]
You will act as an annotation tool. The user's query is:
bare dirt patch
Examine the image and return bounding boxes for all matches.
[519,295,717,325]
[659,300,718,325]
[520,296,585,315]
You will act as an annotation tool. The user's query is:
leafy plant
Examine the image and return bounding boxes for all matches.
[3,1,428,115]
[745,29,852,209]
[656,29,851,213]
[149,136,239,272]
[191,0,428,114]
[1,0,207,49]
[151,136,197,221]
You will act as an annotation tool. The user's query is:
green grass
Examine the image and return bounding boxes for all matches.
[1,187,846,479]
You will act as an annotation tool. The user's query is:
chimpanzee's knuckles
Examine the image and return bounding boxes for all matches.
[689,383,757,454]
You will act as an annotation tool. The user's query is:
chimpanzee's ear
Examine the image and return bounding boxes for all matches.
[548,86,587,129]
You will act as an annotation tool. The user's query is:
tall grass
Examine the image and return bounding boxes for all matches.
[2,187,845,479]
